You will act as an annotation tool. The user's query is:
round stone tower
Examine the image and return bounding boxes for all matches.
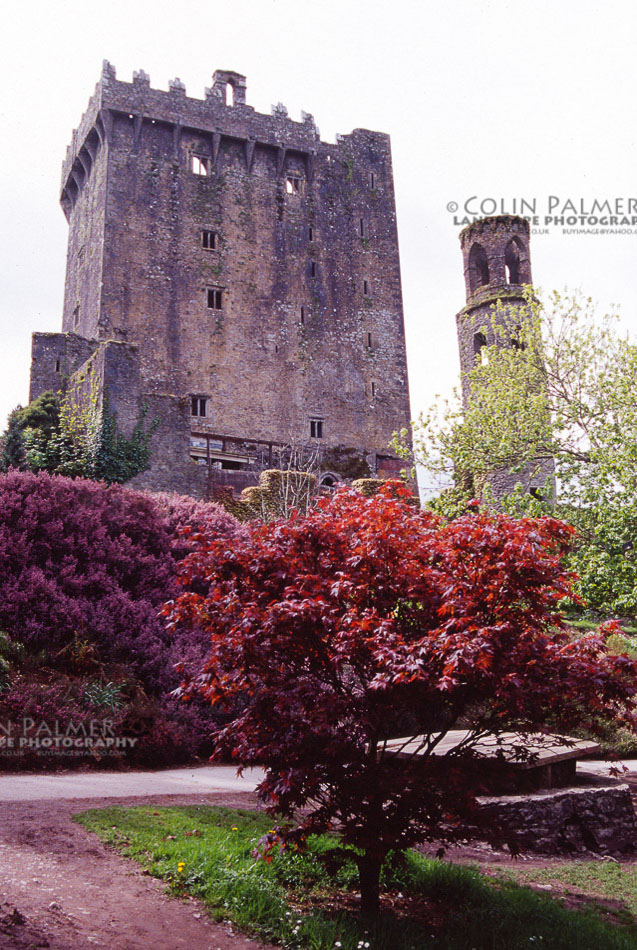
[455,215,554,500]
[456,214,532,396]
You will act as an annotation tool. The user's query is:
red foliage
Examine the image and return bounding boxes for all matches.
[169,481,637,912]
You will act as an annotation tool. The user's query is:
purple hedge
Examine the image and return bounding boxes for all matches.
[0,472,244,764]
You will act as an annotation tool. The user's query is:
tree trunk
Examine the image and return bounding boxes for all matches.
[358,853,383,916]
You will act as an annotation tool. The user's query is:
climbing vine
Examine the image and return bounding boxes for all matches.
[1,366,158,485]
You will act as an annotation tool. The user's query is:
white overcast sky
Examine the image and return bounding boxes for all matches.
[1,0,636,440]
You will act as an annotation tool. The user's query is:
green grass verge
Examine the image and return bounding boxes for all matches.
[496,860,637,920]
[565,619,637,639]
[74,805,637,949]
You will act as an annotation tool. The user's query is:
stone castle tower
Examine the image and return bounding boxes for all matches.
[455,215,552,498]
[29,63,411,498]
[456,215,532,392]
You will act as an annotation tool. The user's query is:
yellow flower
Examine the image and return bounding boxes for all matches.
[177,862,186,872]
[232,826,238,831]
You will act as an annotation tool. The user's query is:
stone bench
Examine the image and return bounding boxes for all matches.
[383,731,600,792]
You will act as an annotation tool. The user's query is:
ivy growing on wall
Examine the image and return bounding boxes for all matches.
[1,378,158,485]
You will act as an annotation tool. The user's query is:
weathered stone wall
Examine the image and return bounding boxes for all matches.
[69,343,208,498]
[52,62,411,492]
[478,780,636,855]
[128,393,208,497]
[61,117,108,340]
[29,332,99,403]
[31,335,208,498]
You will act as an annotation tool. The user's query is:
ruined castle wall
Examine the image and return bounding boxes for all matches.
[56,340,208,498]
[29,332,99,403]
[456,215,533,403]
[455,215,554,499]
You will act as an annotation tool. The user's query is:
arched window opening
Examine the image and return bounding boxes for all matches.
[225,83,235,107]
[473,331,489,366]
[468,243,489,291]
[505,238,522,284]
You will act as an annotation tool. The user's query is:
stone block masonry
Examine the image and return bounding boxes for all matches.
[478,780,636,855]
[29,63,412,497]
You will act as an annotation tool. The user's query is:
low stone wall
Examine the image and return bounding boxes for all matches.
[477,779,636,855]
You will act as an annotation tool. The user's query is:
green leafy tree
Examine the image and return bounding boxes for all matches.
[396,290,637,615]
[1,381,156,485]
[0,391,61,472]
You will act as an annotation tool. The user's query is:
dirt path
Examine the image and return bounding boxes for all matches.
[1,769,636,948]
[0,791,276,950]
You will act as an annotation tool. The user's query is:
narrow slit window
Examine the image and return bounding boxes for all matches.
[300,306,305,325]
[370,172,375,189]
[207,288,223,310]
[308,226,313,241]
[359,218,366,238]
[310,419,323,439]
[55,359,61,373]
[367,332,373,348]
[310,261,317,278]
[73,305,79,328]
[371,381,376,397]
[201,230,217,250]
[363,279,369,295]
[192,155,209,176]
[191,396,207,417]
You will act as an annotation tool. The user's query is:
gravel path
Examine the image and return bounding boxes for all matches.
[0,765,265,802]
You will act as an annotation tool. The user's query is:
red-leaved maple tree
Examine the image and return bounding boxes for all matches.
[167,482,637,914]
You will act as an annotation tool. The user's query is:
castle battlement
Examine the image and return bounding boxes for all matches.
[61,60,389,219]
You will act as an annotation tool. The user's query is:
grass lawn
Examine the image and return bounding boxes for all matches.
[490,860,637,923]
[74,805,637,949]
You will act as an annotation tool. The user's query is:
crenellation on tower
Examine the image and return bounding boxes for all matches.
[212,70,247,106]
[34,65,411,498]
[168,77,187,96]
[132,69,150,87]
